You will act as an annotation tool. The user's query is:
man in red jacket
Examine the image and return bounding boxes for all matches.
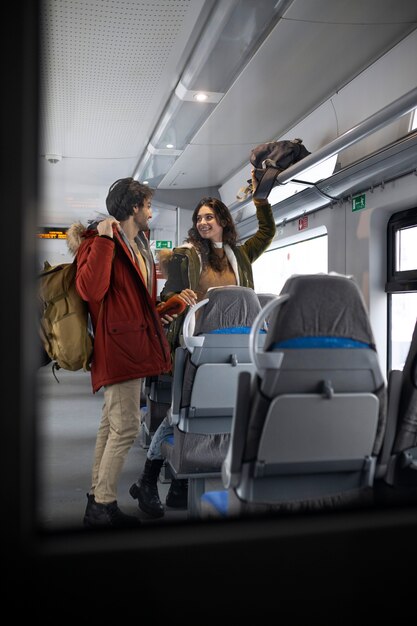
[72,178,172,528]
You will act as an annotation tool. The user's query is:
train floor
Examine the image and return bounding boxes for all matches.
[36,366,190,531]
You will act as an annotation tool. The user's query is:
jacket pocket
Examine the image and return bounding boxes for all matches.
[107,319,147,335]
[107,319,153,364]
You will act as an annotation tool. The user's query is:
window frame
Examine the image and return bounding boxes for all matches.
[386,207,417,293]
[385,207,417,371]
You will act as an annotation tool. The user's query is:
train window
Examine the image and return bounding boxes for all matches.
[386,208,417,370]
[252,232,328,294]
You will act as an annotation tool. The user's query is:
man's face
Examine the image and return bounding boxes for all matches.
[135,198,152,231]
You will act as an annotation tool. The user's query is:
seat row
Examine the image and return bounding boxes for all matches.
[143,275,417,519]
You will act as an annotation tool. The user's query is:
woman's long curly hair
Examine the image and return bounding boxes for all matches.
[187,197,238,272]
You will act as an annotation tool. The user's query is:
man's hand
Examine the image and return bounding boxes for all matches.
[160,313,177,326]
[97,217,120,238]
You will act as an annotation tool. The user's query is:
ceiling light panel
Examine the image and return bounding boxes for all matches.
[175,82,224,104]
[134,0,292,184]
[140,154,180,188]
[181,0,291,93]
[152,100,214,151]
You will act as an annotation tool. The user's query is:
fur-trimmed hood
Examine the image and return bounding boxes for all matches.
[66,221,88,256]
[66,212,109,256]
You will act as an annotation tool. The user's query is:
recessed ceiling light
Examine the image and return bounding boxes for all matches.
[166,143,174,149]
[194,92,208,102]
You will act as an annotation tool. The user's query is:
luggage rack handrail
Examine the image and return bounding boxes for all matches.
[276,85,417,185]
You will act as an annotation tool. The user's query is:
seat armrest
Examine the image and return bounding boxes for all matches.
[170,347,187,424]
[222,370,252,488]
[377,369,402,480]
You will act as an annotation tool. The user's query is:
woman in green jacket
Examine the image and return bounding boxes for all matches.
[130,172,276,518]
[161,183,276,358]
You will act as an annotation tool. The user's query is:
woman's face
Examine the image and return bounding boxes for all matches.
[196,205,224,243]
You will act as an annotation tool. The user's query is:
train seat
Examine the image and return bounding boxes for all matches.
[160,285,266,516]
[201,273,387,519]
[256,292,279,328]
[256,292,279,308]
[375,318,417,502]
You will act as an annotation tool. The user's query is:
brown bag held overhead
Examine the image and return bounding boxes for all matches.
[237,138,311,200]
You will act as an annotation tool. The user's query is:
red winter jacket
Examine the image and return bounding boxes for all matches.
[75,227,171,392]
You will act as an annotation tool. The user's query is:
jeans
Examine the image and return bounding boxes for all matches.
[147,415,173,461]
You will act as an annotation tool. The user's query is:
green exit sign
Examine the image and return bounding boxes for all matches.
[352,193,366,212]
[155,240,172,249]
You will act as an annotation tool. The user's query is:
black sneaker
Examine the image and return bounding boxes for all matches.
[165,479,188,509]
[83,498,141,528]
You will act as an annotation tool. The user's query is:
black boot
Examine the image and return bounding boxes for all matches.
[129,458,164,518]
[165,478,188,509]
[84,492,94,515]
[83,497,141,528]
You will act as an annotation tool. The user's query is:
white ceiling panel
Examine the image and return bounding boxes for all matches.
[40,0,207,158]
[38,0,417,227]
[39,0,209,225]
[162,0,417,190]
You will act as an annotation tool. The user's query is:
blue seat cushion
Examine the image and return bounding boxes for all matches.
[208,326,266,334]
[271,336,371,349]
[201,490,229,516]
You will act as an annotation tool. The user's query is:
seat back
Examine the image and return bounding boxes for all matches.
[222,273,387,510]
[171,285,265,434]
[256,292,279,310]
[256,292,279,328]
[162,286,267,515]
[144,373,173,433]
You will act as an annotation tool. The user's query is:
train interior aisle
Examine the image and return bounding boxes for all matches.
[37,366,194,529]
[4,1,417,620]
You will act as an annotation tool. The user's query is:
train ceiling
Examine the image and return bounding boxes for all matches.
[39,0,417,227]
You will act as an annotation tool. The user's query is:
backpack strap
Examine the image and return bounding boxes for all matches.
[252,166,282,199]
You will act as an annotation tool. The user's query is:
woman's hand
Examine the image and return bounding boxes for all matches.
[251,168,259,196]
[158,291,195,325]
[178,288,198,306]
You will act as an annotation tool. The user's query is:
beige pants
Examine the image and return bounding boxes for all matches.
[91,378,142,504]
